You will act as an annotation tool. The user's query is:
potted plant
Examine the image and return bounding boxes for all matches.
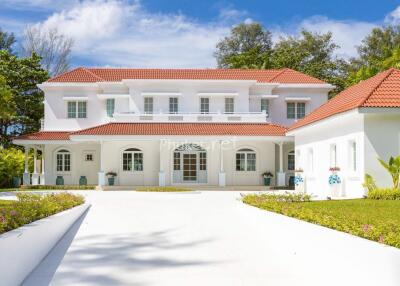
[261,171,274,186]
[328,167,341,197]
[106,172,117,186]
[294,168,305,192]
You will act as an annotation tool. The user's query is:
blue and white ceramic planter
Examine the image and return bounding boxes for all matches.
[329,172,341,197]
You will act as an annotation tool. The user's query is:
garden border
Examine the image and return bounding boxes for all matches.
[0,203,90,286]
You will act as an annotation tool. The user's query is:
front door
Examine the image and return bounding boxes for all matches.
[183,153,197,182]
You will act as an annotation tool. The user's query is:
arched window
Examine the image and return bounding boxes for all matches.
[122,148,143,171]
[56,149,71,172]
[236,148,256,171]
[288,151,295,171]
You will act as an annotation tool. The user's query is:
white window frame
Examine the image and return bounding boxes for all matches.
[56,149,71,173]
[288,151,295,171]
[67,101,87,119]
[307,148,314,173]
[235,148,256,172]
[224,97,234,114]
[348,140,357,172]
[169,97,179,114]
[287,102,306,120]
[83,151,94,162]
[200,97,210,114]
[106,98,115,117]
[261,98,269,117]
[330,144,337,168]
[122,148,144,172]
[144,97,153,114]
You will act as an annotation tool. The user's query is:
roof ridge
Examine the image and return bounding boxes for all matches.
[359,68,396,107]
[268,68,289,82]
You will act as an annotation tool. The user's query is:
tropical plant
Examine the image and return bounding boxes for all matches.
[261,171,274,177]
[106,171,117,177]
[378,155,400,190]
[0,147,25,187]
[362,173,378,193]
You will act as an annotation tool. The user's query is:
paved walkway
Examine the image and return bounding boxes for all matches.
[24,191,400,286]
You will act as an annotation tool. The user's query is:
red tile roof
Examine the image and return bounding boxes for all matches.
[289,68,400,132]
[71,123,287,136]
[14,131,71,141]
[47,67,326,84]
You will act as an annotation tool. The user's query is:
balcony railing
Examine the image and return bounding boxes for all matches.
[112,111,269,123]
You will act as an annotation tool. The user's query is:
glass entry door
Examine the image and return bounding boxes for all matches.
[183,153,197,181]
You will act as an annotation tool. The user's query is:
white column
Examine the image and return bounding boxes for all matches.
[23,146,30,185]
[277,142,286,186]
[97,141,105,188]
[218,140,226,187]
[159,140,166,186]
[31,147,39,185]
[40,147,45,185]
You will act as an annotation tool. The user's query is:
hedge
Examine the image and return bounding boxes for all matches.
[367,188,400,200]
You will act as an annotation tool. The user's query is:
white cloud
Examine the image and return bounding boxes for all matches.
[32,0,232,67]
[19,1,400,67]
[297,16,377,58]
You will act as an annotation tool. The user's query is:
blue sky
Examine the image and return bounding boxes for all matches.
[1,0,400,68]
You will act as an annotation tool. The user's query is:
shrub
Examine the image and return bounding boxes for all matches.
[0,192,84,234]
[20,185,96,190]
[362,173,377,193]
[0,148,25,187]
[367,188,400,200]
[378,155,400,189]
[136,186,193,192]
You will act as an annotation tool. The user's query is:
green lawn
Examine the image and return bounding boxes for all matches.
[243,194,400,248]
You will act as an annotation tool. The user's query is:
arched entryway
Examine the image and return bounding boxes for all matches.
[173,144,207,183]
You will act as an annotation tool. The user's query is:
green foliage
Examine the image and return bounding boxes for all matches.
[243,195,400,248]
[0,148,24,187]
[214,23,273,69]
[367,188,400,200]
[362,173,378,193]
[135,186,193,192]
[378,155,400,189]
[0,50,49,147]
[0,28,15,53]
[19,184,96,190]
[347,25,400,86]
[0,192,84,234]
[0,75,15,120]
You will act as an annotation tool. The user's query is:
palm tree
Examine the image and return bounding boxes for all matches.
[378,155,400,189]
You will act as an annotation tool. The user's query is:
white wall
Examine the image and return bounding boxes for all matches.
[42,81,330,131]
[44,143,100,185]
[364,112,400,189]
[291,111,365,198]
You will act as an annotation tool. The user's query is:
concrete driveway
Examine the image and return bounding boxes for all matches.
[24,191,400,286]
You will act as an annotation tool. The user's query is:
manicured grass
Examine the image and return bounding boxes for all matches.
[135,186,193,192]
[243,194,400,248]
[0,193,84,234]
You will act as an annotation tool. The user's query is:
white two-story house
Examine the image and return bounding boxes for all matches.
[13,68,333,188]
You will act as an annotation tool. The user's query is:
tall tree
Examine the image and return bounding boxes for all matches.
[0,50,49,147]
[270,30,348,94]
[214,23,273,68]
[21,26,73,76]
[347,25,400,86]
[0,28,16,53]
[0,75,15,121]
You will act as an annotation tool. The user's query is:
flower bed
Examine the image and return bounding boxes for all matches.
[0,193,84,234]
[243,193,400,248]
[20,185,96,190]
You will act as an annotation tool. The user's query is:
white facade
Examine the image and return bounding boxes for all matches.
[288,109,400,199]
[15,73,334,188]
[40,80,332,130]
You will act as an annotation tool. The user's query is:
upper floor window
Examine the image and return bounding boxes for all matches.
[200,97,209,114]
[287,102,305,119]
[67,101,87,118]
[225,98,234,114]
[169,97,178,114]
[236,148,256,171]
[261,98,269,117]
[106,99,115,117]
[144,97,153,114]
[56,149,71,172]
[122,148,143,171]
